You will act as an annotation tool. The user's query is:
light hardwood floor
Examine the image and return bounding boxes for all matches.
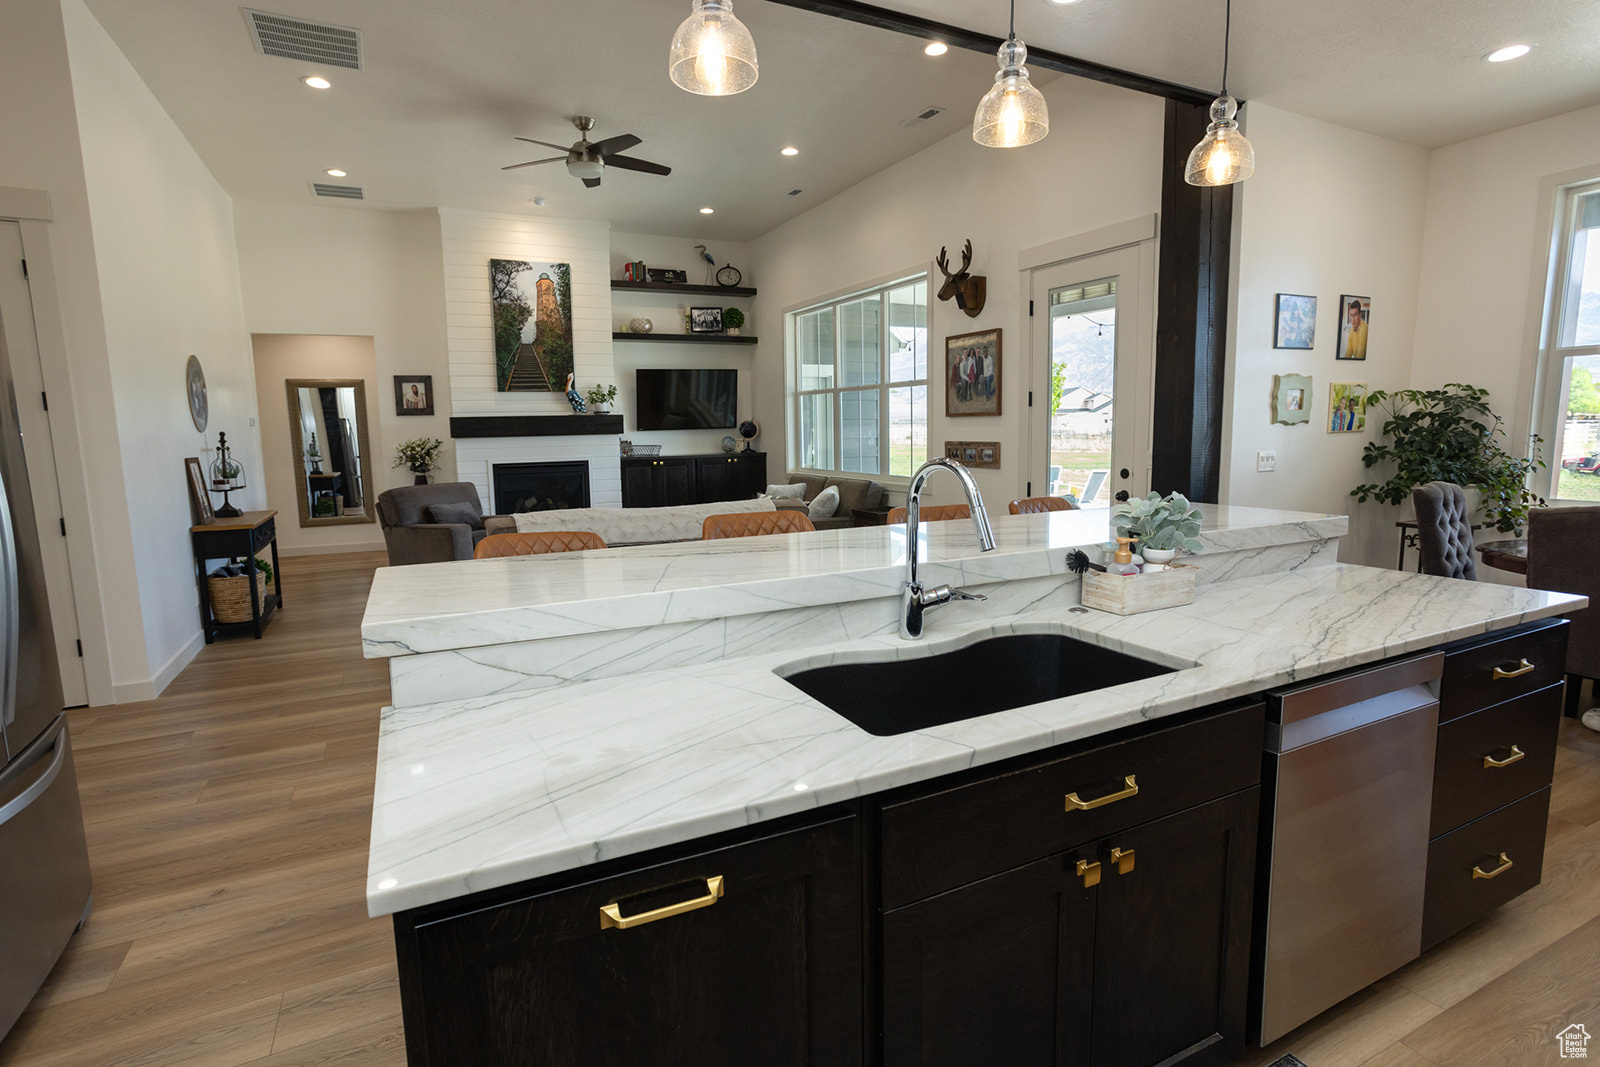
[0,551,1594,1066]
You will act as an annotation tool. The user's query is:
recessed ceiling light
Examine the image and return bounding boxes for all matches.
[325,168,346,177]
[1485,44,1532,62]
[699,207,714,214]
[302,75,332,89]
[780,146,799,156]
[924,41,948,56]
[1046,0,1085,5]
[529,197,547,207]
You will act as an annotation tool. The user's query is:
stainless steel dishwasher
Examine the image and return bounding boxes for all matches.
[1253,651,1443,1045]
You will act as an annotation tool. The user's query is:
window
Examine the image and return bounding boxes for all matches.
[1541,181,1600,502]
[791,277,927,477]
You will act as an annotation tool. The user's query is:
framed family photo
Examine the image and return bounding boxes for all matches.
[945,328,1001,417]
[1273,294,1317,350]
[689,307,723,333]
[1272,374,1312,426]
[1337,295,1370,361]
[1328,382,1367,433]
[185,456,213,524]
[394,375,434,416]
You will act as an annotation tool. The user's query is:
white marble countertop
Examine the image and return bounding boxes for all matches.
[361,505,1348,657]
[366,561,1585,916]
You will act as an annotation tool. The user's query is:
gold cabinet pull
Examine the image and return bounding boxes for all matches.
[600,875,723,930]
[1492,659,1536,680]
[1066,775,1139,812]
[1471,853,1514,880]
[1483,745,1526,769]
[1075,859,1101,888]
[1110,847,1136,876]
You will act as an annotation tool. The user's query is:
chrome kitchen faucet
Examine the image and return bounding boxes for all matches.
[900,458,997,640]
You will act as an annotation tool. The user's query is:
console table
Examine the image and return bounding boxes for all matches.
[620,452,766,508]
[192,510,281,642]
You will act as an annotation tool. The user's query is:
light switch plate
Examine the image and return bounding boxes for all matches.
[1257,450,1277,472]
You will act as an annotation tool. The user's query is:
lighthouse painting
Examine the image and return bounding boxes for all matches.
[490,258,574,392]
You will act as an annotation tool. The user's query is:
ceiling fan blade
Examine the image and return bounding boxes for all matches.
[515,137,575,153]
[604,154,672,176]
[590,133,642,157]
[582,176,602,189]
[501,156,566,170]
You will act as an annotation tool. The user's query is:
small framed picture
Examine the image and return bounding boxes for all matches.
[395,375,434,416]
[185,456,214,524]
[946,328,1001,417]
[944,441,1001,469]
[690,307,723,333]
[1328,382,1367,433]
[1337,295,1369,361]
[1272,374,1312,426]
[1273,294,1317,350]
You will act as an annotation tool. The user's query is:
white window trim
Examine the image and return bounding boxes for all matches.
[1530,169,1600,502]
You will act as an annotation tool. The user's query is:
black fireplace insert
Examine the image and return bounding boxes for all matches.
[492,461,591,514]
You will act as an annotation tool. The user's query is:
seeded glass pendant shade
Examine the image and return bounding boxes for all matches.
[1185,0,1254,186]
[669,0,758,96]
[973,36,1049,148]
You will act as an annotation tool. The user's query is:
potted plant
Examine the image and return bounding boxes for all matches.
[1350,383,1545,534]
[584,383,618,414]
[723,307,746,336]
[1111,491,1204,565]
[394,436,445,485]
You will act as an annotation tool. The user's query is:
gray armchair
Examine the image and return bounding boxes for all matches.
[376,482,505,566]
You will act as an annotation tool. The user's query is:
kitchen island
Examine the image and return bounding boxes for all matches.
[362,505,1584,1066]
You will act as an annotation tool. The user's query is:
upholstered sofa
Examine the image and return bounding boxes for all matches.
[482,497,774,547]
[377,482,507,566]
[773,472,887,531]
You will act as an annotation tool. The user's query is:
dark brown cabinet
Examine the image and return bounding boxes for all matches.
[620,452,766,508]
[394,812,862,1066]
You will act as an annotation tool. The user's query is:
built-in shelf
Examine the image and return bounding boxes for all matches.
[612,332,758,345]
[611,280,757,298]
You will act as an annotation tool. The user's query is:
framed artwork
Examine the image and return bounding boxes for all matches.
[1272,374,1312,425]
[944,441,1001,469]
[945,328,1001,417]
[185,456,214,524]
[1273,294,1317,349]
[394,375,434,416]
[1337,295,1370,361]
[689,307,724,333]
[1328,382,1368,433]
[491,258,573,392]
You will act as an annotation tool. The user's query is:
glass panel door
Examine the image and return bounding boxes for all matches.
[1047,280,1117,508]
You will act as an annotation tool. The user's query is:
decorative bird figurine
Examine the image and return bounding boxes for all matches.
[565,373,586,413]
[694,243,715,284]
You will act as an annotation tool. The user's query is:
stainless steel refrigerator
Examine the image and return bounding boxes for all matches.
[0,304,92,1039]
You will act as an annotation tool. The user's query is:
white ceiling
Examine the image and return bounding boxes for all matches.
[81,0,1600,241]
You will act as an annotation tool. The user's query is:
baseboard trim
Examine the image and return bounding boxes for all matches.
[278,540,386,557]
[113,629,204,704]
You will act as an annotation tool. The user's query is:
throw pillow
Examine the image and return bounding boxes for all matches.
[427,501,482,528]
[766,483,807,500]
[808,485,841,520]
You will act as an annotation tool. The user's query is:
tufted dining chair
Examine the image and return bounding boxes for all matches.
[701,510,817,539]
[887,504,972,525]
[473,530,606,558]
[1525,506,1600,722]
[1009,496,1077,515]
[1411,482,1477,581]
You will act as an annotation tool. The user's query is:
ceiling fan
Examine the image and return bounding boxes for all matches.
[503,116,672,189]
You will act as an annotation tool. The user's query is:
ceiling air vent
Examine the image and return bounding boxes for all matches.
[899,106,946,129]
[310,182,363,200]
[787,189,803,197]
[244,9,362,70]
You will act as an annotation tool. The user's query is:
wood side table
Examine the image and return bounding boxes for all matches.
[192,509,281,641]
[1477,539,1529,575]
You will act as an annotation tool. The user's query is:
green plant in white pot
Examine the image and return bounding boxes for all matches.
[1111,491,1204,565]
[583,383,618,413]
[722,307,745,336]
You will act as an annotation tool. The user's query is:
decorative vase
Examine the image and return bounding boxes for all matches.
[1141,548,1177,571]
[629,317,653,334]
[727,327,740,336]
[413,472,429,485]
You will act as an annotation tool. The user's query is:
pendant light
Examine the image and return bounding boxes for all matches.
[669,0,758,97]
[972,0,1049,148]
[1185,0,1254,185]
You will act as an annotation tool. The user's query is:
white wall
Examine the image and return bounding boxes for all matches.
[233,201,451,487]
[746,77,1165,507]
[63,0,261,700]
[1221,103,1430,568]
[250,334,384,555]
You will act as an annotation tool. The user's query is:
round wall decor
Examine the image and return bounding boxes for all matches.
[186,355,208,431]
[716,264,743,287]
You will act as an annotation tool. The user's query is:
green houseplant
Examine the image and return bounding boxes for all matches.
[722,307,746,336]
[394,437,445,485]
[1350,383,1545,534]
[1112,492,1204,555]
[583,383,618,412]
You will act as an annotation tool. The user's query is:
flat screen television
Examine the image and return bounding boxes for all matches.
[635,368,738,430]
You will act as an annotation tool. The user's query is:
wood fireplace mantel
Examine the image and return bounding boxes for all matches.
[449,415,624,439]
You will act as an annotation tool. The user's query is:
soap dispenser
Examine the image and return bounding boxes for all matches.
[1106,537,1141,576]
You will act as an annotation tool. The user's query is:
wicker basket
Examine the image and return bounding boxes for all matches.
[208,569,270,624]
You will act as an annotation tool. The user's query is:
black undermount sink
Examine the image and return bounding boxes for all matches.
[779,632,1179,736]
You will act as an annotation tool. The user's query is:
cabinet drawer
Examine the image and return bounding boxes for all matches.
[879,703,1264,909]
[1421,787,1550,951]
[1438,621,1568,723]
[1430,683,1562,837]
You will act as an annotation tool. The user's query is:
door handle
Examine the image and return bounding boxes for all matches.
[1075,859,1101,888]
[1483,745,1525,769]
[1492,659,1535,680]
[0,727,67,828]
[1065,775,1139,811]
[1471,853,1513,880]
[600,875,724,930]
[1114,490,1130,502]
[1110,847,1135,875]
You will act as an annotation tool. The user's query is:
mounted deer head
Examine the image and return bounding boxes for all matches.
[936,240,987,318]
